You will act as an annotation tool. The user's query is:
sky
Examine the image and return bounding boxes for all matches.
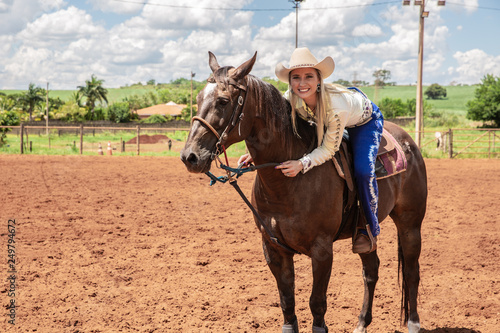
[0,0,499,90]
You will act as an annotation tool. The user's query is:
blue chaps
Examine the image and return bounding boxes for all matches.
[347,103,384,236]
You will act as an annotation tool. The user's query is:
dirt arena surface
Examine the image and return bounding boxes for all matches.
[1,155,499,333]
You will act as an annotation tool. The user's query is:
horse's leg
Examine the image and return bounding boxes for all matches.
[353,251,380,333]
[396,224,422,333]
[262,238,299,332]
[309,241,333,332]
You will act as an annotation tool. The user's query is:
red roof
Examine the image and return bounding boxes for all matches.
[135,101,186,118]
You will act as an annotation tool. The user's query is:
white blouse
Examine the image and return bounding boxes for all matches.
[292,88,373,173]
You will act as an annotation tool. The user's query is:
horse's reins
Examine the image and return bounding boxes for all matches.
[191,77,300,255]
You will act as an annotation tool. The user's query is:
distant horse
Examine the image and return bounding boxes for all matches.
[181,52,427,333]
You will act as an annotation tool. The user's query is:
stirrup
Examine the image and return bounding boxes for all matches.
[352,224,377,254]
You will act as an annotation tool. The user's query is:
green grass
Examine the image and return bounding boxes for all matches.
[0,129,247,157]
[362,85,478,116]
[2,84,496,158]
[1,86,157,104]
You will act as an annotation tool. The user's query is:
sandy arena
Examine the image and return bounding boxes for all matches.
[1,155,499,332]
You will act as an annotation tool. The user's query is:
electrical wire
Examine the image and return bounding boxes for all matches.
[110,0,500,12]
[110,0,401,11]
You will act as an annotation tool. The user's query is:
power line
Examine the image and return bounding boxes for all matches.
[110,0,500,12]
[110,0,402,11]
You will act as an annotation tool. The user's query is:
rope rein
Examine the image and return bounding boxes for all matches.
[205,153,300,255]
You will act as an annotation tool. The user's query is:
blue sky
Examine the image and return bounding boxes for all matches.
[0,0,498,89]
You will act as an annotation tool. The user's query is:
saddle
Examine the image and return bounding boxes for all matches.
[331,128,407,241]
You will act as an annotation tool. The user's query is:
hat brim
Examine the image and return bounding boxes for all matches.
[275,56,335,83]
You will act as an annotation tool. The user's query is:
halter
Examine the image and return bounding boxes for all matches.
[191,75,247,166]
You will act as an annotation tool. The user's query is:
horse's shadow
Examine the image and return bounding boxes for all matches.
[396,328,480,333]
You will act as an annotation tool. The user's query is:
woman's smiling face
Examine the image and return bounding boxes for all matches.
[290,67,320,106]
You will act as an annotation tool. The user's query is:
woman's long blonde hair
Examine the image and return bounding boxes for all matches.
[288,70,349,147]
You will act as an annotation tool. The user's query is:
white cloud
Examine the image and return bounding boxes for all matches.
[18,6,105,46]
[452,49,500,84]
[352,24,383,38]
[87,0,143,15]
[0,0,495,89]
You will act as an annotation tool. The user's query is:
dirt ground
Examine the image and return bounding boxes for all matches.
[1,155,498,333]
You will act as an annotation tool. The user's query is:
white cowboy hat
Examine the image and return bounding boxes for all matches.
[275,47,335,83]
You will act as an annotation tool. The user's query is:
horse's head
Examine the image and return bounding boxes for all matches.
[181,51,257,173]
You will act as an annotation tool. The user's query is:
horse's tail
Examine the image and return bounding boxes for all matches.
[398,234,409,325]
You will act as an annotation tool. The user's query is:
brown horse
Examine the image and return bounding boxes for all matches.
[181,52,427,333]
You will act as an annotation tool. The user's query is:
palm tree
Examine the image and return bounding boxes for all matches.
[77,74,108,120]
[71,91,84,107]
[18,83,44,121]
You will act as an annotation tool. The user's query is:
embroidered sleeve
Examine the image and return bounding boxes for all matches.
[300,109,349,173]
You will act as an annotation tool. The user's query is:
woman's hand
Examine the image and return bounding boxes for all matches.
[275,160,303,177]
[237,153,253,166]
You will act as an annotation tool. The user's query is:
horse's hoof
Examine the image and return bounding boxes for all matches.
[353,326,367,333]
[282,319,299,333]
[408,320,420,333]
[312,323,328,333]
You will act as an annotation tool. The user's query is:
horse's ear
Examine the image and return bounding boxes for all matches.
[208,51,220,73]
[232,51,257,80]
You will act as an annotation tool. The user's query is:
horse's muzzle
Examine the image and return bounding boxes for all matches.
[180,147,212,173]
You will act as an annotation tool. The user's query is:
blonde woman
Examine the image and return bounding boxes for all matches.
[239,47,383,253]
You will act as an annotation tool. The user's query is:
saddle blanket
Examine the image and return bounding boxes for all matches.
[375,129,407,179]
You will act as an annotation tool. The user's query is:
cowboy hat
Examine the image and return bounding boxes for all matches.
[275,47,335,83]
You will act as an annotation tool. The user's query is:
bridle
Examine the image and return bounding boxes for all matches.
[191,75,247,163]
[189,75,300,255]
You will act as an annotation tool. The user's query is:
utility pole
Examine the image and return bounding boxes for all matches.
[190,71,196,120]
[289,0,305,48]
[403,0,446,147]
[46,82,49,137]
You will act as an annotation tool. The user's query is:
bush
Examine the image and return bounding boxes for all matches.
[108,102,132,123]
[378,97,408,118]
[141,114,172,123]
[378,97,433,119]
[425,83,447,99]
[466,74,500,127]
[0,111,20,147]
[58,101,86,121]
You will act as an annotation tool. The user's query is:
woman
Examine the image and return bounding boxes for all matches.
[238,47,383,254]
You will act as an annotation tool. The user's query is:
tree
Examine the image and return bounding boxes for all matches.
[107,102,132,123]
[425,83,447,99]
[0,111,20,146]
[18,83,44,121]
[332,79,351,86]
[77,74,108,120]
[372,69,391,87]
[466,74,500,127]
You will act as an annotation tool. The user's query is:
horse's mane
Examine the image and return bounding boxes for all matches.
[210,66,316,160]
[245,74,317,160]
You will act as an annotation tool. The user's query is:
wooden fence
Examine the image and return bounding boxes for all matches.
[419,128,499,158]
[1,125,499,158]
[0,125,189,155]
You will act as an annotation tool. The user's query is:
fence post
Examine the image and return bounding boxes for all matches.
[80,124,84,155]
[20,123,24,154]
[448,128,453,159]
[137,125,140,156]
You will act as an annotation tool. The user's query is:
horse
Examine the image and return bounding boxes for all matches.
[180,52,427,333]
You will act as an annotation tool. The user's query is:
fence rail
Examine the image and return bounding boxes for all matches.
[1,125,499,158]
[419,128,499,158]
[0,124,189,155]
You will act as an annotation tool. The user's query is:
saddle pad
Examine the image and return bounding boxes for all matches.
[375,130,407,179]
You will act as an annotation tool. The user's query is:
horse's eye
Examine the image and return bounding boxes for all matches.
[218,98,230,106]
